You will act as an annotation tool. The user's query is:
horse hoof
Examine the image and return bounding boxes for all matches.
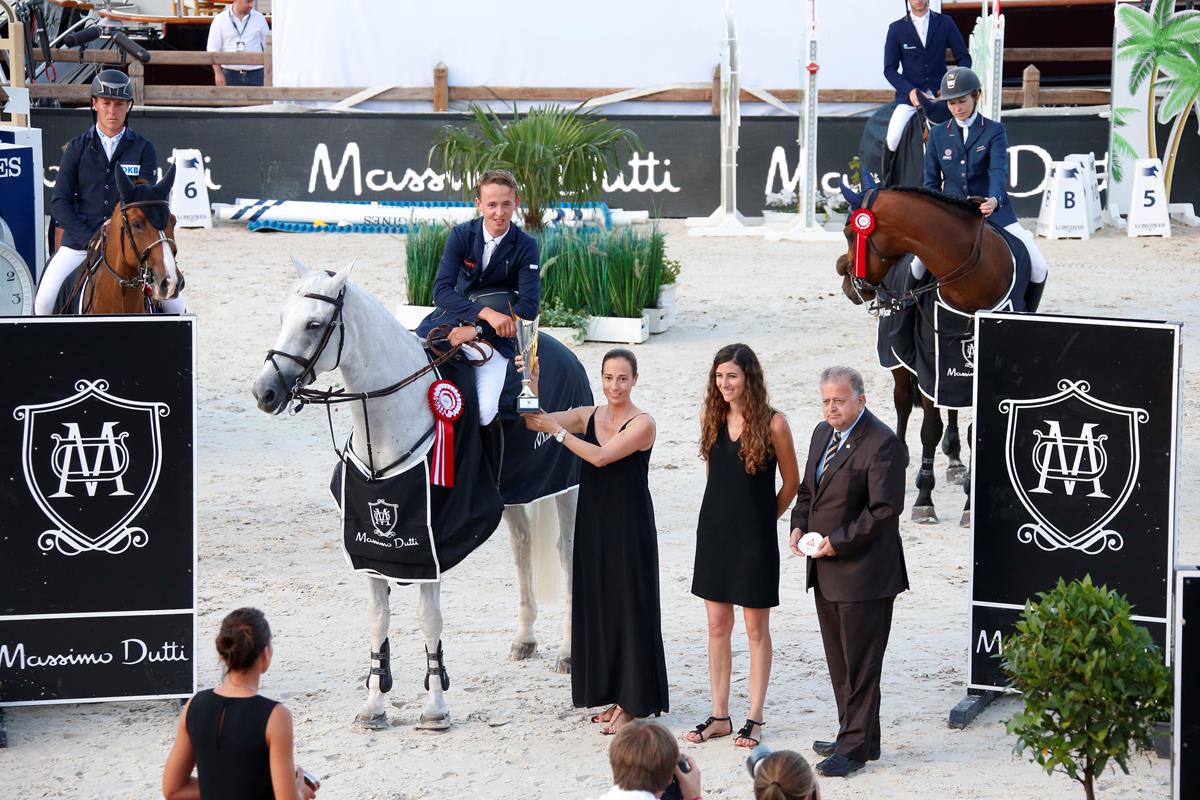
[945,465,967,485]
[960,510,972,528]
[911,506,939,524]
[509,641,538,661]
[554,656,572,675]
[416,713,451,731]
[353,712,389,731]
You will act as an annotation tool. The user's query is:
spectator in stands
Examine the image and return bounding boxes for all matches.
[162,608,318,800]
[207,0,270,87]
[589,720,701,800]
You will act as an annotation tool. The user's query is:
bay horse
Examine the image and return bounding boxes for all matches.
[61,164,183,314]
[836,181,1017,525]
[251,259,583,731]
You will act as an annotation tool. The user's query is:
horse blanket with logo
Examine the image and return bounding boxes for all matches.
[331,355,502,583]
[895,224,1032,409]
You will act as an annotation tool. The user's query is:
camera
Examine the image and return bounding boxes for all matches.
[745,743,773,777]
[302,770,320,789]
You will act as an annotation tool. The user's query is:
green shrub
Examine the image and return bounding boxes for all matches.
[660,257,682,286]
[405,223,452,305]
[1002,575,1172,800]
[539,298,589,342]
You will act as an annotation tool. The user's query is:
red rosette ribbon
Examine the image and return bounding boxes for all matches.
[428,379,464,487]
[850,208,876,280]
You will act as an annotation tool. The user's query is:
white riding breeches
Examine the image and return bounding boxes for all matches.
[463,341,509,426]
[34,246,187,315]
[910,221,1048,284]
[886,104,919,151]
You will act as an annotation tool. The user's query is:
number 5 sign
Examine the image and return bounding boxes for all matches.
[1127,158,1171,238]
[168,148,213,229]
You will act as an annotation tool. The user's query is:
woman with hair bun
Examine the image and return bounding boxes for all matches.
[163,608,318,800]
[753,750,820,800]
[685,344,798,749]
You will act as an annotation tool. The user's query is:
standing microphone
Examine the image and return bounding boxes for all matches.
[61,26,102,48]
[111,31,151,64]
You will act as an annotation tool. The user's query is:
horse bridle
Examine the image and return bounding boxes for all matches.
[94,199,178,294]
[847,188,989,315]
[263,284,489,478]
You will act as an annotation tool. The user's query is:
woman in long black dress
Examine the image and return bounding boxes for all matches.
[163,607,318,800]
[522,348,668,735]
[685,344,798,749]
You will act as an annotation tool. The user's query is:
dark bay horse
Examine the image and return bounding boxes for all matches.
[836,182,1016,524]
[61,164,183,314]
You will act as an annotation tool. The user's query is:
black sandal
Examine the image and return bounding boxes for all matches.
[685,715,732,742]
[735,718,764,748]
[591,704,618,724]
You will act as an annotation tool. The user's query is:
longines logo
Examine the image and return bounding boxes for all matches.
[368,499,398,539]
[1000,379,1147,555]
[14,380,169,556]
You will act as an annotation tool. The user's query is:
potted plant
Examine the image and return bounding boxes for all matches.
[656,256,681,331]
[430,103,642,232]
[1002,575,1172,800]
[396,222,450,329]
[762,189,798,223]
[539,298,588,345]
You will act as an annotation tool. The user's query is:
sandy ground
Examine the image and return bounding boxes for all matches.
[2,219,1197,800]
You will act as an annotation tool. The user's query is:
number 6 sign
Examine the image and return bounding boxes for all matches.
[168,148,213,229]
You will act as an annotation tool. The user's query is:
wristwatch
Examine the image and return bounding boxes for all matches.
[555,429,567,443]
[473,323,485,338]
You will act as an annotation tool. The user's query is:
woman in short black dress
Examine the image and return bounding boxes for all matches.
[163,608,318,800]
[686,344,798,749]
[522,348,668,735]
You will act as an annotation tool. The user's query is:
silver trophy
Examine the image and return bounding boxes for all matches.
[514,314,540,412]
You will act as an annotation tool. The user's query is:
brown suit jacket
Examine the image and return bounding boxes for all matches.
[790,407,908,602]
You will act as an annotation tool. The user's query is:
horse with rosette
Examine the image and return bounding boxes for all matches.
[54,164,184,314]
[252,258,589,731]
[836,172,1035,525]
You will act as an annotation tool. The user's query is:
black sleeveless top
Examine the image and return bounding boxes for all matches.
[186,689,279,800]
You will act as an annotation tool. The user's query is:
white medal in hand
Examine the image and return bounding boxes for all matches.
[799,532,823,557]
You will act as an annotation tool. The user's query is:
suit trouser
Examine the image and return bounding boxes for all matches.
[814,588,895,763]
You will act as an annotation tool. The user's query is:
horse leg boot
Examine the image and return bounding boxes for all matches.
[504,505,539,661]
[416,582,451,730]
[942,409,967,485]
[912,395,943,523]
[481,418,505,487]
[554,487,578,674]
[354,577,392,730]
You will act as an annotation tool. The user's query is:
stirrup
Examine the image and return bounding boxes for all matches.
[424,640,450,691]
[366,637,393,694]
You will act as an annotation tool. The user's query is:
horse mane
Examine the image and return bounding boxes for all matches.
[886,186,982,218]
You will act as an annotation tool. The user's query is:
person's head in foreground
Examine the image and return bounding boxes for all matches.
[753,749,821,800]
[608,720,696,798]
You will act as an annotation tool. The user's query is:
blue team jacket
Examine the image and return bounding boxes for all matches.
[923,114,1018,228]
[415,217,540,360]
[883,12,971,106]
[51,126,159,250]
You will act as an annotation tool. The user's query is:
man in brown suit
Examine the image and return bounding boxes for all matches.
[788,366,907,778]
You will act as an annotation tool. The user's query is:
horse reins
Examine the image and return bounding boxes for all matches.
[264,285,490,479]
[68,200,179,313]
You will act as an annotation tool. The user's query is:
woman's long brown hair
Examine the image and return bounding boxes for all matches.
[699,343,776,474]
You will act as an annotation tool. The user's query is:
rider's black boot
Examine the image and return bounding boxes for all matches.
[1023,279,1046,312]
[481,417,504,487]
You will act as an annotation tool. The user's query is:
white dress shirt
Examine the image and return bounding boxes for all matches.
[482,225,510,270]
[910,11,930,47]
[96,126,125,161]
[956,111,979,142]
[206,6,269,71]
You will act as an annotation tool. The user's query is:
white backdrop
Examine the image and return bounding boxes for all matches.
[272,0,943,114]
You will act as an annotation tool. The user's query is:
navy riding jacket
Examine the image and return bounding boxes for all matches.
[923,114,1018,228]
[883,12,971,106]
[415,217,540,360]
[52,126,159,250]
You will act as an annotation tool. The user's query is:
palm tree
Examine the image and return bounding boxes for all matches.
[430,103,642,231]
[1116,0,1200,161]
[1157,43,1200,197]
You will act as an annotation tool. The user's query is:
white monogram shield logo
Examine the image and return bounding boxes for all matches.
[1000,379,1147,555]
[368,499,399,539]
[14,379,169,556]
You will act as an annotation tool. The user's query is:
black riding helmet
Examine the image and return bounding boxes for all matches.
[940,66,982,101]
[91,69,134,102]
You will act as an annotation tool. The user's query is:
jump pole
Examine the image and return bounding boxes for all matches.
[969,0,1005,121]
[767,0,842,242]
[687,0,762,237]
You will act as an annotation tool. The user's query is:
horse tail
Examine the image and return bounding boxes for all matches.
[529,495,563,604]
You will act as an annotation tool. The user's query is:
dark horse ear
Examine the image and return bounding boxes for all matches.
[155,162,176,199]
[840,176,863,210]
[115,164,135,204]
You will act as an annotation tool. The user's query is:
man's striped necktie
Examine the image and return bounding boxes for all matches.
[820,431,842,482]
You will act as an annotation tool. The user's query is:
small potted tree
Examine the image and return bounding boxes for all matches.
[1002,575,1172,800]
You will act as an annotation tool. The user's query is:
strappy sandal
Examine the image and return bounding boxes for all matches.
[735,718,764,748]
[591,704,618,724]
[684,715,732,743]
